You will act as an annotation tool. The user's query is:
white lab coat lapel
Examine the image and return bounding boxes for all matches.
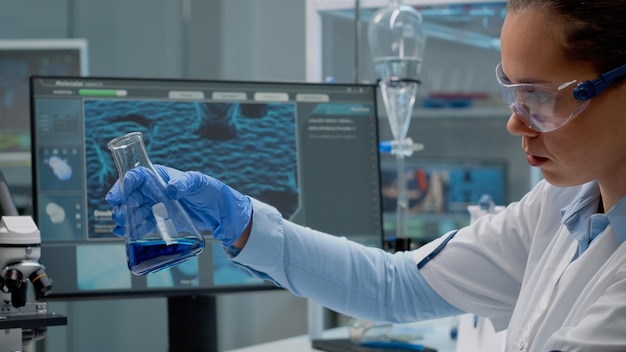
[544,226,626,350]
[506,224,621,351]
[505,224,577,351]
[559,225,622,324]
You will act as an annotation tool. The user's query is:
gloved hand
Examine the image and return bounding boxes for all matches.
[105,164,252,247]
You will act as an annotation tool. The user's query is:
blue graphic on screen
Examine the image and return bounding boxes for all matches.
[82,100,298,240]
[37,147,82,191]
[36,193,83,241]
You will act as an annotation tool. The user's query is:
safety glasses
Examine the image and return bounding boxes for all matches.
[495,62,626,132]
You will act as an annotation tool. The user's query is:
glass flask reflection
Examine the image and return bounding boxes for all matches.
[108,131,205,275]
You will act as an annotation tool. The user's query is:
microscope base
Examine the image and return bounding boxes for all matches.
[0,328,22,352]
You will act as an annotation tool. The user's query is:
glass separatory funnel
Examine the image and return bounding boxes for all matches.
[108,131,205,275]
[368,0,426,248]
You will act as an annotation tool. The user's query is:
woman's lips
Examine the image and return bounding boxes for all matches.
[526,154,549,167]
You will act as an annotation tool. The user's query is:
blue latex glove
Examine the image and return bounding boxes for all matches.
[105,164,252,247]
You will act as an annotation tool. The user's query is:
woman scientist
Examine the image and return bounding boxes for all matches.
[106,1,626,351]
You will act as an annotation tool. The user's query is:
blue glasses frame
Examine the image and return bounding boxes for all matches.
[573,63,626,101]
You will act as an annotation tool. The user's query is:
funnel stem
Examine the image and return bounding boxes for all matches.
[395,153,408,239]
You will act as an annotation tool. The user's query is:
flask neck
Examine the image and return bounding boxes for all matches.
[108,132,154,178]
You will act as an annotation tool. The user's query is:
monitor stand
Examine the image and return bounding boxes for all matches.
[168,295,218,352]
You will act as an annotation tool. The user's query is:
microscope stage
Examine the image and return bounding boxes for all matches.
[0,312,67,330]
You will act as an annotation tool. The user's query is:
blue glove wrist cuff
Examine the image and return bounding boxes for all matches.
[224,244,242,258]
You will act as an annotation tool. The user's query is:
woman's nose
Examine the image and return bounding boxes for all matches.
[506,111,540,137]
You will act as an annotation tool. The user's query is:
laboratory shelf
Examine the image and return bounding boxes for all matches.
[305,0,508,81]
[316,1,506,51]
[311,0,506,12]
[376,107,510,120]
[412,107,510,119]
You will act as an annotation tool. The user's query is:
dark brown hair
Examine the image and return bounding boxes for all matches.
[507,0,626,74]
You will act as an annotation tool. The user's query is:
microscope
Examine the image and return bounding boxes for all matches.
[0,172,67,352]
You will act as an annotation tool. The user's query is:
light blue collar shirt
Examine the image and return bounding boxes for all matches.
[561,180,626,257]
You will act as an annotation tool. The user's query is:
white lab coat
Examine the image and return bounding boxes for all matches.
[416,180,626,351]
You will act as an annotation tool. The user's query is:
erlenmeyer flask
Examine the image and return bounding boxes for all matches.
[108,131,205,275]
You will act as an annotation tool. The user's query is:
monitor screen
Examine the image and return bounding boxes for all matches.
[30,76,383,299]
[380,157,507,248]
[0,39,88,213]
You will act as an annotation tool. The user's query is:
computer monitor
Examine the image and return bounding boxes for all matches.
[30,76,383,300]
[380,157,507,248]
[0,39,88,213]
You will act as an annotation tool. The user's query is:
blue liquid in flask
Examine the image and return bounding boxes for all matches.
[128,237,203,275]
[108,132,205,275]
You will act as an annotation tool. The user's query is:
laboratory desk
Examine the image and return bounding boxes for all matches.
[225,317,457,352]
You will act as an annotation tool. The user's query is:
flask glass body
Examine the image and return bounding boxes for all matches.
[108,132,205,275]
